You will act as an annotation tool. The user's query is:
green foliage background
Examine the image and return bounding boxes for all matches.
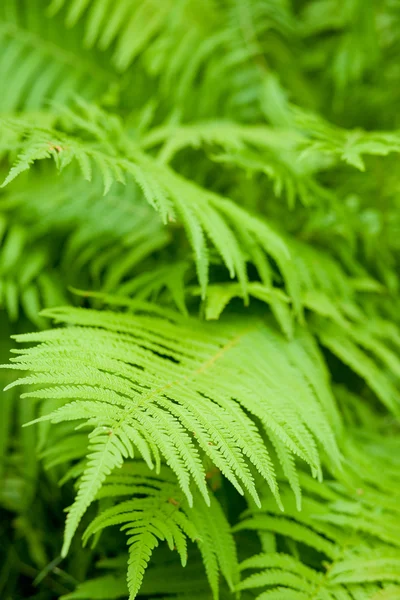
[0,1,400,599]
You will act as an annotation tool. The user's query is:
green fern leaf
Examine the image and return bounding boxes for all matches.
[4,302,342,557]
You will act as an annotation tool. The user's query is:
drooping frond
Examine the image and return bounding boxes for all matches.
[0,102,299,302]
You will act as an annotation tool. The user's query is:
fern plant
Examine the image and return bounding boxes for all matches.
[1,1,400,599]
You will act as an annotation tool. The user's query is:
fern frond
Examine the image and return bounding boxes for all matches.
[238,548,400,599]
[4,303,342,557]
[235,425,400,598]
[141,120,325,208]
[236,464,400,555]
[0,104,299,302]
[80,463,237,600]
[296,108,400,170]
[235,429,400,598]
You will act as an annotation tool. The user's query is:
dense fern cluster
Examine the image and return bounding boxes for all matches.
[1,1,400,599]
